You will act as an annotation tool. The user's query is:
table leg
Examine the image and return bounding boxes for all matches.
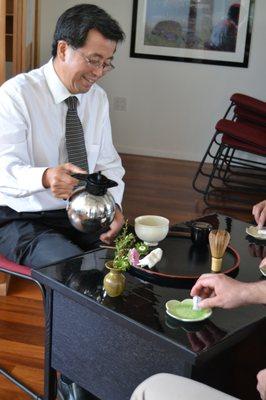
[44,288,57,400]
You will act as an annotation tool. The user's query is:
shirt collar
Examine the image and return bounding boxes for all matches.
[43,58,82,104]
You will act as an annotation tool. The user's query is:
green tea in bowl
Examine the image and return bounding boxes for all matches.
[165,299,212,322]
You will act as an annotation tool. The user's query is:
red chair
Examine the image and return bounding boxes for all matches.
[193,93,266,205]
[0,255,46,399]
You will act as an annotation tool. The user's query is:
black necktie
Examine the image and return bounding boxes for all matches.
[65,96,88,171]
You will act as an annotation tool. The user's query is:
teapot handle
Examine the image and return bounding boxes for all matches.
[71,173,89,181]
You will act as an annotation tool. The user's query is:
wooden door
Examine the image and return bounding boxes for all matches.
[0,0,6,84]
[1,0,39,82]
[13,0,39,75]
[0,1,7,292]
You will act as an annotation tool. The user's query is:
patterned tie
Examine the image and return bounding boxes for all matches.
[65,96,88,171]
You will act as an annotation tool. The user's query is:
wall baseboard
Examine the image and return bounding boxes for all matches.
[116,145,265,164]
[116,145,201,162]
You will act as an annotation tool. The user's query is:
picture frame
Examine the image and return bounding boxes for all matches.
[130,0,255,68]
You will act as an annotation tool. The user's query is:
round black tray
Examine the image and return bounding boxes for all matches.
[131,235,240,282]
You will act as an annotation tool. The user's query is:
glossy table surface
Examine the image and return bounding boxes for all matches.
[33,214,266,362]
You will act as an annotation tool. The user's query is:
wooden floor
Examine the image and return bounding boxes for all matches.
[0,154,262,399]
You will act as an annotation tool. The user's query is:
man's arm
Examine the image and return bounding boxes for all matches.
[0,89,49,197]
[0,89,86,200]
[190,273,266,309]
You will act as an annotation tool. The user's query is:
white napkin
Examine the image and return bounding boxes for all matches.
[138,248,163,269]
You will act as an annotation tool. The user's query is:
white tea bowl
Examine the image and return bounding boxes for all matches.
[134,215,169,246]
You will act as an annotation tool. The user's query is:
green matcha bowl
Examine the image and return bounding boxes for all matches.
[165,299,212,322]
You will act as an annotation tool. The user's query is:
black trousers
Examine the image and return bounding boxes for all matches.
[0,206,100,269]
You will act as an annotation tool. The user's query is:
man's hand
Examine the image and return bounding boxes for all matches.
[42,163,87,199]
[190,273,251,309]
[100,207,125,245]
[253,200,266,229]
[257,369,266,400]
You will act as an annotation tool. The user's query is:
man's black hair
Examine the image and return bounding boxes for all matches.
[228,3,240,25]
[52,3,125,58]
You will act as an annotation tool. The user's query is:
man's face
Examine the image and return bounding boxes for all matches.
[57,29,117,94]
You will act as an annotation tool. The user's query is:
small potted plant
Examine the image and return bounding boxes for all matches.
[104,222,149,297]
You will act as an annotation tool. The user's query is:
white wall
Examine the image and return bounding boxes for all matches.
[40,0,266,161]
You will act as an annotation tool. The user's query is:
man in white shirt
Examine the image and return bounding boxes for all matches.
[0,4,125,399]
[0,4,125,269]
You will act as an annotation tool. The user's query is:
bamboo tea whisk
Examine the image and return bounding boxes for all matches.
[209,230,231,272]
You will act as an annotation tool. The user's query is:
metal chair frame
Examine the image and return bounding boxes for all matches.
[193,93,266,204]
[193,133,265,193]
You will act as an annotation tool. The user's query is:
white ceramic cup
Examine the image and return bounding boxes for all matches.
[134,215,169,246]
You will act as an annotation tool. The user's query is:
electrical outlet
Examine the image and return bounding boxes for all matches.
[113,97,127,111]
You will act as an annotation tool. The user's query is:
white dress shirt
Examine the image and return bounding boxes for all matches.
[0,59,125,212]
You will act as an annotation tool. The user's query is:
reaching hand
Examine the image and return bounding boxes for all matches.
[42,163,87,199]
[257,369,266,400]
[190,273,251,309]
[100,207,125,245]
[252,200,266,229]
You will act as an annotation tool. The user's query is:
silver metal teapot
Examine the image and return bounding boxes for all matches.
[67,172,118,233]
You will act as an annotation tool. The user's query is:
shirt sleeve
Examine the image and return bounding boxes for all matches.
[94,96,125,208]
[0,87,47,198]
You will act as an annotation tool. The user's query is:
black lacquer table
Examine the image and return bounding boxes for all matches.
[32,215,266,400]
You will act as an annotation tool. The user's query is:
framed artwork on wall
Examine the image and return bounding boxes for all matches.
[130,0,255,68]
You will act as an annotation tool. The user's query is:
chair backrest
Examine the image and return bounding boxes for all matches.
[230,93,266,117]
[234,106,266,130]
[215,119,266,150]
[222,134,266,157]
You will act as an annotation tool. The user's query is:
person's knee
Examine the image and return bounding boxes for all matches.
[131,373,238,400]
[130,374,179,400]
[25,233,84,268]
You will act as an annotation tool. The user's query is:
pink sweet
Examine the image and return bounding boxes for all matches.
[128,248,140,267]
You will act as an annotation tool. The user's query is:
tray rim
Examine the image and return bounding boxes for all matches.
[131,243,240,280]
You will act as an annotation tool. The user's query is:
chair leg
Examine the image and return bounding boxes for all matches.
[0,368,43,399]
[223,101,235,119]
[202,144,226,202]
[0,272,10,296]
[217,148,235,181]
[43,288,57,400]
[192,132,221,193]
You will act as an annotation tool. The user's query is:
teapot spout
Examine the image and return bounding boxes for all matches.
[105,178,118,189]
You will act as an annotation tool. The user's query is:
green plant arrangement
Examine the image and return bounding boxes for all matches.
[112,222,149,271]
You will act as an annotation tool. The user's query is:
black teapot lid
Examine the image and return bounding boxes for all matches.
[72,172,118,196]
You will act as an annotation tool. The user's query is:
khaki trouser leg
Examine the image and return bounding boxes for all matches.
[130,373,239,400]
